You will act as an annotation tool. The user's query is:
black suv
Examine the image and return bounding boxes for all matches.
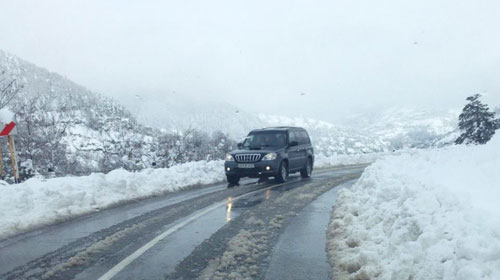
[224,127,314,185]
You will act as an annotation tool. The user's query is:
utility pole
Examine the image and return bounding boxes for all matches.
[0,144,4,179]
[0,121,19,183]
[7,135,19,183]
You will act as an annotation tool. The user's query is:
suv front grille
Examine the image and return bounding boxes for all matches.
[235,154,261,163]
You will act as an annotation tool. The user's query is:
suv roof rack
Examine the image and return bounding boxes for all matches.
[250,126,303,132]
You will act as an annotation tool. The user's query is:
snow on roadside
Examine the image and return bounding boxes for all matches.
[0,160,225,240]
[314,152,387,168]
[0,150,384,240]
[328,136,500,280]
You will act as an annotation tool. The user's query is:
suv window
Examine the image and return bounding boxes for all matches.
[293,130,307,145]
[295,131,304,145]
[300,131,311,144]
[243,131,287,150]
[288,131,298,144]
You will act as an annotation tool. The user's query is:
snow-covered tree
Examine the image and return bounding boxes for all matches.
[0,69,21,109]
[456,94,499,145]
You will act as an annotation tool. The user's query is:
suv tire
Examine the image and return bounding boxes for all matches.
[300,158,312,178]
[227,175,240,186]
[276,161,288,183]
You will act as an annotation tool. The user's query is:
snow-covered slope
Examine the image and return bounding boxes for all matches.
[260,114,389,155]
[0,50,160,175]
[344,107,460,148]
[328,135,500,280]
[129,99,460,157]
[0,50,234,177]
[124,96,390,155]
[122,94,267,139]
[259,110,461,155]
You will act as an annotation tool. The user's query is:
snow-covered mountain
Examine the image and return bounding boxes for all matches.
[0,50,159,175]
[124,99,391,155]
[0,50,234,177]
[258,114,389,155]
[342,107,460,148]
[260,108,460,154]
[129,100,461,156]
[122,94,266,139]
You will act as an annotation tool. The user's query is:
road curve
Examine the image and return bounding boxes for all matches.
[0,164,368,280]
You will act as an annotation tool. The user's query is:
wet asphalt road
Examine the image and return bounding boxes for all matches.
[0,164,367,280]
[264,180,357,280]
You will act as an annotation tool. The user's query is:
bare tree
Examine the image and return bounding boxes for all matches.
[0,70,21,109]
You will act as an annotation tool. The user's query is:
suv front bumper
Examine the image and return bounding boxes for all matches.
[224,160,280,178]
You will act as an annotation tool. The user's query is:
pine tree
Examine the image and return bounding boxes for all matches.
[455,94,499,145]
[496,107,500,129]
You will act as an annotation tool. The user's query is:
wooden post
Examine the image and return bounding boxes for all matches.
[0,144,4,179]
[7,135,19,183]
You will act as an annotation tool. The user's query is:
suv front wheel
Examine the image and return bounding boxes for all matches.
[227,175,240,186]
[300,158,312,178]
[275,161,288,183]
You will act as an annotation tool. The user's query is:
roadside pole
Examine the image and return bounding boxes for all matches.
[0,121,19,183]
[0,144,4,179]
[7,135,19,183]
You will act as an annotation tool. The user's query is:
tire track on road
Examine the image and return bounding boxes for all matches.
[167,171,364,280]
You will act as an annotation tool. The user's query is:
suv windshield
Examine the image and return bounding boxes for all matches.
[242,132,287,150]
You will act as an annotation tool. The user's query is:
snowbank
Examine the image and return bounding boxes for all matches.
[328,136,500,280]
[0,160,225,239]
[315,152,387,168]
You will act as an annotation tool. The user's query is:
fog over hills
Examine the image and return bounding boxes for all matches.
[121,94,267,139]
[126,94,461,153]
[0,50,474,177]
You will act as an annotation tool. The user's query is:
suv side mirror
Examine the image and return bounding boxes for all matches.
[237,142,243,149]
[289,141,299,147]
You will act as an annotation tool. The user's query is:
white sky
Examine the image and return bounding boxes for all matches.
[1,0,499,121]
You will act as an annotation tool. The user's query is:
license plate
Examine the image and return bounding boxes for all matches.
[238,164,255,168]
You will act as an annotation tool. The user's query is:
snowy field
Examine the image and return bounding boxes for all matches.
[328,136,500,280]
[0,160,225,240]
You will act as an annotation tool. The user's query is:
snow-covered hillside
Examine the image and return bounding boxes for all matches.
[122,95,390,155]
[328,135,500,280]
[0,50,159,175]
[127,98,461,157]
[0,50,234,177]
[343,107,460,148]
[260,114,389,155]
[122,94,267,139]
[259,110,461,155]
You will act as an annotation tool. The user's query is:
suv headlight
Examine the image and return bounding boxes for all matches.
[225,153,234,161]
[262,152,277,161]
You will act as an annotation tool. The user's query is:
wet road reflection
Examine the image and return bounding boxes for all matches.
[226,197,233,222]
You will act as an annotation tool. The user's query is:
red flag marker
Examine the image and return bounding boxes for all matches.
[0,122,16,136]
